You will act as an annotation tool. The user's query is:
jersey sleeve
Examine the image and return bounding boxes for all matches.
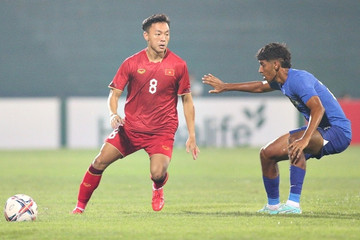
[290,73,318,104]
[177,62,191,95]
[108,60,130,91]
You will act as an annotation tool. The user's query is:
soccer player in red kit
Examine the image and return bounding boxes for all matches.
[72,14,199,213]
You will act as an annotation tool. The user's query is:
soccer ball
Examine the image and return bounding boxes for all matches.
[4,194,38,222]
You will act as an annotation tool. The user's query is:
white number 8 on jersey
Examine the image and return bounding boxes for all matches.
[149,79,157,94]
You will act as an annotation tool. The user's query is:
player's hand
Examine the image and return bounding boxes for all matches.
[202,74,225,93]
[186,137,200,160]
[288,137,309,163]
[110,114,124,129]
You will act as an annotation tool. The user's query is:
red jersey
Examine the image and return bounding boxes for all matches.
[109,49,191,134]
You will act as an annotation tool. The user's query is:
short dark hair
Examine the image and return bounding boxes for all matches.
[142,14,170,32]
[256,42,292,68]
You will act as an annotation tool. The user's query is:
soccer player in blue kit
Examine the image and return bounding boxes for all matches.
[202,42,352,214]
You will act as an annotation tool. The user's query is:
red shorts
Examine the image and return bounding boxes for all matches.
[105,126,175,158]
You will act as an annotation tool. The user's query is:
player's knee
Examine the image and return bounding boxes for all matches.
[259,145,279,163]
[92,154,112,171]
[260,146,271,161]
[151,172,166,183]
[92,159,106,171]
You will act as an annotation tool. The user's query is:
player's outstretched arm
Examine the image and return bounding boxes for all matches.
[181,93,200,160]
[202,73,274,93]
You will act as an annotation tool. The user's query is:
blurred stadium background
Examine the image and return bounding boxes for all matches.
[1,0,359,149]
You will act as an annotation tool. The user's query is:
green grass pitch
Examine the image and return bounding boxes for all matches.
[0,146,359,240]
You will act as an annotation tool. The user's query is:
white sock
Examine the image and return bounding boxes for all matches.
[286,200,300,208]
[267,203,280,210]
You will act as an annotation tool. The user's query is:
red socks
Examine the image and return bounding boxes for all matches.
[76,167,169,211]
[76,165,103,210]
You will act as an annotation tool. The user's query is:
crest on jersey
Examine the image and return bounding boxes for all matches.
[137,68,146,74]
[162,145,170,150]
[165,69,175,76]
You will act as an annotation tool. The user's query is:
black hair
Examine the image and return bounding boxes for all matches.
[142,14,170,32]
[256,42,292,68]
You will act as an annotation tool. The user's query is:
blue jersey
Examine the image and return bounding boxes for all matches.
[269,68,351,140]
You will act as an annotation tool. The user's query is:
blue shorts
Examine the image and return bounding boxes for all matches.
[290,125,351,160]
